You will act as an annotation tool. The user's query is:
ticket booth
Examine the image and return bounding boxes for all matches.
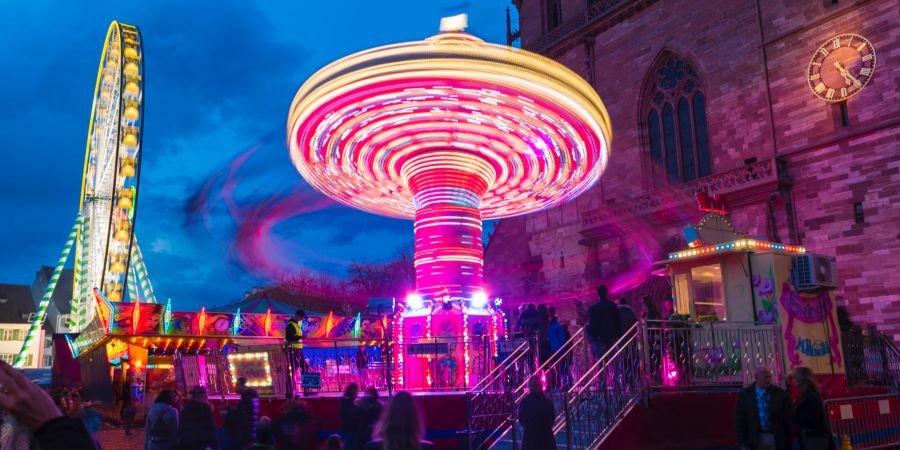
[660,213,844,377]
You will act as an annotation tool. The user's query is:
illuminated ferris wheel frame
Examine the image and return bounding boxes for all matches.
[72,21,145,327]
[14,21,151,368]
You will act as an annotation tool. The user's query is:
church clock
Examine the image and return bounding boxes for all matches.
[807,34,876,102]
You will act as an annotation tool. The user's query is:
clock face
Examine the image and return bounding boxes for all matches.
[807,34,876,102]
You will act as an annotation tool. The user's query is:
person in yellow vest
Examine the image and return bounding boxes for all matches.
[284,309,306,397]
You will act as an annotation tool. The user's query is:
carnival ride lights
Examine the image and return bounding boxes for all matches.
[668,239,806,260]
[287,19,612,303]
[227,352,273,388]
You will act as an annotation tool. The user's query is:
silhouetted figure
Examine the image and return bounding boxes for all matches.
[518,377,555,450]
[340,383,360,450]
[587,285,622,359]
[250,416,275,450]
[355,387,382,450]
[178,386,217,450]
[792,367,835,450]
[640,296,660,321]
[146,390,180,450]
[617,297,637,333]
[365,391,434,450]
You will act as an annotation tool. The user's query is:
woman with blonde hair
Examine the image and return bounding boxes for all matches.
[792,367,835,450]
[365,392,433,450]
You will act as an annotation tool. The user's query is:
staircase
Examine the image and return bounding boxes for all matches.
[468,320,786,450]
[467,326,593,450]
[556,323,644,450]
[466,335,535,450]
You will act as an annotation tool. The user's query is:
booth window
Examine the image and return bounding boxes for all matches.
[690,264,726,320]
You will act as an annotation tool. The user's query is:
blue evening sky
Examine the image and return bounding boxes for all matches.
[0,1,514,309]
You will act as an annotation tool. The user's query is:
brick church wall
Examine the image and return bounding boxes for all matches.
[486,0,900,340]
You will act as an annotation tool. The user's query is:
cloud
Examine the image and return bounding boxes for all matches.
[150,238,172,254]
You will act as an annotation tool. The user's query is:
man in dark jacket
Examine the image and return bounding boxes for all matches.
[617,298,637,332]
[518,376,555,450]
[586,285,622,359]
[735,366,792,450]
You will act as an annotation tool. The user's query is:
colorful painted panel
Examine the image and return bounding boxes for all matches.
[200,312,234,336]
[752,253,844,375]
[112,303,163,334]
[167,312,197,335]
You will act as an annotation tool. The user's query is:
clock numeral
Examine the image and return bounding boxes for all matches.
[860,67,872,76]
[825,88,835,99]
[840,88,848,98]
[832,37,841,49]
[856,43,866,52]
[809,73,821,81]
[818,48,829,57]
[814,83,826,94]
[861,54,873,62]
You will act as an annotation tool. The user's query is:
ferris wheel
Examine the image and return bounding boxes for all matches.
[15,21,157,367]
[70,21,146,330]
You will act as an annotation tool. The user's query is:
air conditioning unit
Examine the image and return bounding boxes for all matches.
[792,254,838,291]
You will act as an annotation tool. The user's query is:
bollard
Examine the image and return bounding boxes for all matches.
[841,434,852,450]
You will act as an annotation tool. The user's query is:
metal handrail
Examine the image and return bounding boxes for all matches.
[467,336,535,450]
[560,323,644,450]
[469,338,531,394]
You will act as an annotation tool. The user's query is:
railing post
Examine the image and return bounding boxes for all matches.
[510,390,518,450]
[466,392,474,450]
[640,321,650,407]
[564,390,573,450]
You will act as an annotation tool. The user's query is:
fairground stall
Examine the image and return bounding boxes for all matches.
[652,206,845,389]
[67,291,392,405]
[66,289,511,406]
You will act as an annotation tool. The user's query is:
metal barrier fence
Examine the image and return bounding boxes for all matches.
[560,323,644,450]
[175,335,517,396]
[825,394,900,449]
[842,327,900,394]
[645,320,784,389]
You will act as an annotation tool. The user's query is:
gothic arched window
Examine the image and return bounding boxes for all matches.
[643,52,711,182]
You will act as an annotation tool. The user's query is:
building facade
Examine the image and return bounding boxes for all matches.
[485,0,900,339]
[0,284,48,368]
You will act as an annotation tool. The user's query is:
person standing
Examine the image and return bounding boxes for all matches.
[146,390,180,450]
[340,383,360,450]
[355,387,382,450]
[518,377,555,450]
[178,386,218,450]
[232,389,259,450]
[285,309,306,397]
[792,367,836,450]
[356,347,369,387]
[617,298,637,333]
[640,296,661,322]
[365,391,433,450]
[120,372,137,436]
[586,285,622,359]
[735,367,792,450]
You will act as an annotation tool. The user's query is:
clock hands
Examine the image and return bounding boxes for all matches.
[833,61,862,88]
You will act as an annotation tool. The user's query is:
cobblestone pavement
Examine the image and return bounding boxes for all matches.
[96,427,145,450]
